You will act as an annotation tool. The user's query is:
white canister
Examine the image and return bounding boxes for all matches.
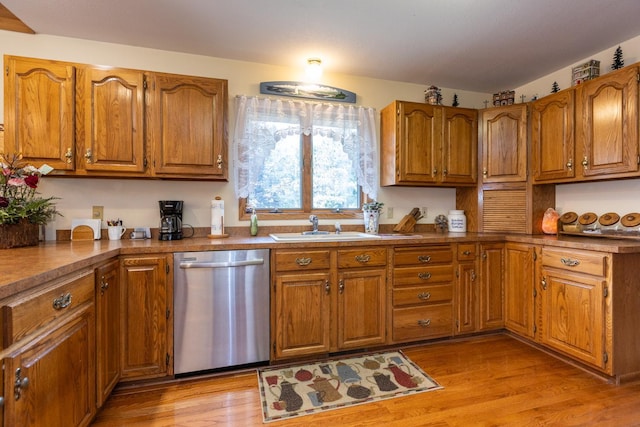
[448,210,467,232]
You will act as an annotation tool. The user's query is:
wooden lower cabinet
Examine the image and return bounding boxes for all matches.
[504,243,536,338]
[272,247,387,360]
[95,259,120,407]
[479,242,505,330]
[119,255,172,380]
[5,304,96,427]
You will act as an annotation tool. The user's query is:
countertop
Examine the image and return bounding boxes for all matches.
[3,231,640,300]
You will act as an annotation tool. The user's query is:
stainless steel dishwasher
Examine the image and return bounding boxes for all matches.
[173,249,270,375]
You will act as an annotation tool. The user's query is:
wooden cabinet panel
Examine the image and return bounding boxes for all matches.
[337,268,386,349]
[396,101,439,184]
[541,247,607,277]
[3,55,75,171]
[337,248,386,268]
[120,255,170,380]
[392,304,453,341]
[456,261,478,334]
[394,246,453,266]
[479,243,504,330]
[481,104,528,183]
[577,66,639,178]
[274,250,331,271]
[148,72,228,179]
[76,66,146,174]
[393,265,454,286]
[95,259,120,408]
[504,243,535,338]
[531,89,576,182]
[4,303,95,427]
[273,271,331,359]
[393,284,453,307]
[442,107,478,184]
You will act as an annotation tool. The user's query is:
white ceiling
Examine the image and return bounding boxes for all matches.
[3,0,640,92]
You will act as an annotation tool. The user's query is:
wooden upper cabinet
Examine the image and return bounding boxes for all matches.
[148,72,228,179]
[380,100,476,186]
[442,107,478,185]
[76,66,146,174]
[577,65,639,179]
[531,89,575,182]
[481,104,528,183]
[3,55,75,171]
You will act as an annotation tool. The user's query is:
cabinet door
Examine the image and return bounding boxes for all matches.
[337,268,386,349]
[456,261,478,334]
[531,89,575,182]
[578,66,639,178]
[481,104,528,183]
[396,102,440,184]
[539,268,606,369]
[148,72,228,179]
[95,259,120,408]
[3,56,75,171]
[4,304,95,427]
[273,272,331,359]
[504,243,535,338]
[479,243,504,330]
[76,66,146,174]
[442,107,477,185]
[120,255,170,380]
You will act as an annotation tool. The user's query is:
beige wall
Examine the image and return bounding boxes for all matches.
[0,30,490,239]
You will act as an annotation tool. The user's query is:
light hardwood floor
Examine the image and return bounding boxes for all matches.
[92,334,640,426]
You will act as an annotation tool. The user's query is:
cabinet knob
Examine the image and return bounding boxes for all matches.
[216,154,223,169]
[581,156,589,169]
[100,276,109,295]
[471,270,476,281]
[482,168,488,177]
[432,168,438,176]
[338,279,345,294]
[65,147,73,164]
[566,158,573,170]
[325,280,330,295]
[541,277,547,290]
[14,368,29,401]
[84,149,93,164]
[443,169,448,176]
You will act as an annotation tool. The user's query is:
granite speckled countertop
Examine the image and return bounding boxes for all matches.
[2,232,640,300]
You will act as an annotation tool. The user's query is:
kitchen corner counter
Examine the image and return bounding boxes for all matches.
[3,231,640,300]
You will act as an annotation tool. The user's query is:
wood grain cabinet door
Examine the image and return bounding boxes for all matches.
[504,243,535,338]
[3,56,75,171]
[479,242,504,331]
[396,102,440,184]
[95,259,120,408]
[76,66,146,174]
[147,72,228,179]
[531,89,575,182]
[577,66,639,178]
[441,107,477,185]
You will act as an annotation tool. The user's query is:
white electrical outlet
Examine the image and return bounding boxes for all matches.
[387,207,394,219]
[421,207,427,218]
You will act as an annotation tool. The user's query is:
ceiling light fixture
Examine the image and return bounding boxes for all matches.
[306,58,323,81]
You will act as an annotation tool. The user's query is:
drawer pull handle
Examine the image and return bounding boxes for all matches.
[463,250,471,255]
[418,272,432,280]
[14,368,28,401]
[100,275,109,295]
[560,257,580,267]
[417,319,431,327]
[52,293,72,310]
[417,292,431,300]
[355,254,371,263]
[339,279,345,294]
[418,255,431,263]
[541,277,547,290]
[295,257,312,266]
[325,280,330,295]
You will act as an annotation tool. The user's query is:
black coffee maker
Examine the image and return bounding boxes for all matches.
[159,200,183,240]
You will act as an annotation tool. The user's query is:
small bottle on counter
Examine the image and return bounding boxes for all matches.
[250,208,258,236]
[448,210,467,232]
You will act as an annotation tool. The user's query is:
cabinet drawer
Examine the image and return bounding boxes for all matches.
[393,265,453,286]
[392,304,453,341]
[541,247,607,277]
[338,248,387,269]
[457,243,477,261]
[275,250,331,271]
[393,284,453,307]
[394,246,453,266]
[1,269,95,347]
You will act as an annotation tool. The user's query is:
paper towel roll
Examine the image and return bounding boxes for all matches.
[210,197,224,235]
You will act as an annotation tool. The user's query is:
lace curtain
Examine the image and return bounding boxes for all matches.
[233,95,378,201]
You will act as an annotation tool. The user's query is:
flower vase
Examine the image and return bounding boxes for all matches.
[363,210,380,234]
[0,219,40,249]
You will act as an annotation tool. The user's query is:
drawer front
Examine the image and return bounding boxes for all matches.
[2,269,95,346]
[393,284,453,307]
[541,247,607,277]
[394,246,453,266]
[392,304,453,341]
[457,243,477,261]
[393,265,454,286]
[275,250,331,271]
[338,248,387,269]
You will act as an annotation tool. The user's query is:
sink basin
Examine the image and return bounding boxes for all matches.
[269,232,382,242]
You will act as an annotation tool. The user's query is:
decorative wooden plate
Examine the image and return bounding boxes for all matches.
[598,212,620,226]
[578,212,597,226]
[621,213,640,227]
[559,211,578,224]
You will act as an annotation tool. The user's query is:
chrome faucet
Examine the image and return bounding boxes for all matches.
[309,215,319,233]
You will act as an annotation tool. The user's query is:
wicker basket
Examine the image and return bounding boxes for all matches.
[0,219,40,249]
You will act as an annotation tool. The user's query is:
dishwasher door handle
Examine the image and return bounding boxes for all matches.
[179,259,265,269]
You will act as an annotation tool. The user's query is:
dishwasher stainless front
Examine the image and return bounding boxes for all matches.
[173,249,270,375]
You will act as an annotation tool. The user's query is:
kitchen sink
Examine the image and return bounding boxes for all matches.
[269,231,383,242]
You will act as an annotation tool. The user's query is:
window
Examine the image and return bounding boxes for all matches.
[234,96,378,220]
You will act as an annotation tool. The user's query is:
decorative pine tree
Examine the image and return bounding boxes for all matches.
[452,94,459,107]
[551,81,560,93]
[611,46,624,70]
